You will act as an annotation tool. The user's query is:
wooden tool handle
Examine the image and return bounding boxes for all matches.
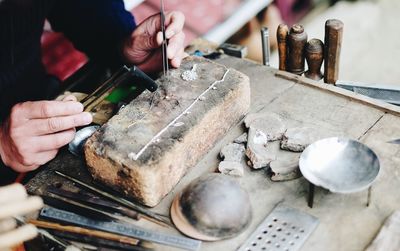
[324,19,344,84]
[287,24,308,75]
[28,219,140,246]
[305,39,324,81]
[277,24,289,71]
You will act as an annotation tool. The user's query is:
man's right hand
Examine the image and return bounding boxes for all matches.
[0,97,92,172]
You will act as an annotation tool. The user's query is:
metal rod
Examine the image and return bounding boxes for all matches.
[160,0,169,76]
[367,186,372,207]
[55,171,172,227]
[308,182,315,208]
[261,27,270,66]
[28,219,140,246]
[46,192,138,225]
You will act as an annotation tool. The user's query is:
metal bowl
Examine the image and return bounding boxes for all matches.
[68,125,100,157]
[299,137,380,193]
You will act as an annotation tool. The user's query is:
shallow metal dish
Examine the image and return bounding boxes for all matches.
[299,137,380,193]
[68,125,100,157]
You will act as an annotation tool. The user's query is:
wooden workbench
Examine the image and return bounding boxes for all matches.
[27,55,400,251]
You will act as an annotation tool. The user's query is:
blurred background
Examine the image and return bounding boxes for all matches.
[42,0,400,86]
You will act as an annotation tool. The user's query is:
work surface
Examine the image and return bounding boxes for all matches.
[27,55,400,251]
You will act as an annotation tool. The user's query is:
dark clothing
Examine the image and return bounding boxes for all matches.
[0,0,136,121]
[0,0,136,183]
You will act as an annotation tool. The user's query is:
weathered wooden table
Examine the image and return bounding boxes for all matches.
[27,54,400,251]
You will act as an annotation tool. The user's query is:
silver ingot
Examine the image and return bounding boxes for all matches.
[68,125,100,157]
[299,137,380,193]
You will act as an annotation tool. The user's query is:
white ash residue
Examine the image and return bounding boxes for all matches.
[181,64,198,81]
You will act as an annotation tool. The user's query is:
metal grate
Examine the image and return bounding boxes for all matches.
[237,205,319,251]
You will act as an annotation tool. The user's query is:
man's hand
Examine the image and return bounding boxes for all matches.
[123,11,185,73]
[0,96,92,172]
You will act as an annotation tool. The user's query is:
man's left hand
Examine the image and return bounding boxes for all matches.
[123,11,185,73]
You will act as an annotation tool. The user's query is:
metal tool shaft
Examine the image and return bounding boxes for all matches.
[55,171,172,227]
[160,0,169,76]
[260,27,270,66]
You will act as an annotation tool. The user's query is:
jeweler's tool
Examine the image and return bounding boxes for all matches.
[160,0,169,76]
[81,65,158,111]
[305,38,324,81]
[43,192,138,225]
[55,171,172,227]
[28,219,141,246]
[47,186,140,221]
[14,217,81,251]
[277,24,289,71]
[260,27,270,66]
[40,207,202,251]
[287,24,307,75]
[324,19,344,84]
[388,138,400,144]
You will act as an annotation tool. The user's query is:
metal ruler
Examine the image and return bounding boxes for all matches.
[40,207,201,251]
[237,205,319,251]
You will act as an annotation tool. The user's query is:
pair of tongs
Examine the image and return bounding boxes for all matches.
[81,65,158,111]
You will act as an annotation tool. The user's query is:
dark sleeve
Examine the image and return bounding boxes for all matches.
[47,0,136,66]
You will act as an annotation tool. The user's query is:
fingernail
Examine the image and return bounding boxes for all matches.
[82,112,93,124]
[166,30,174,38]
[73,102,84,112]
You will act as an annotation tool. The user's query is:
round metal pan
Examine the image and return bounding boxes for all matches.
[299,137,380,193]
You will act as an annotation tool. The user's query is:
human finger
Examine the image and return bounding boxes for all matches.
[31,112,92,135]
[167,31,185,60]
[30,150,59,166]
[170,47,185,68]
[16,101,83,119]
[0,224,38,249]
[34,129,76,152]
[62,95,77,102]
[164,11,185,39]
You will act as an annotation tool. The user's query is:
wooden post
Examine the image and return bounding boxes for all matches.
[305,38,324,81]
[287,24,308,75]
[324,19,344,84]
[277,24,289,71]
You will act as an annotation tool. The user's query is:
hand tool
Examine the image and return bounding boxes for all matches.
[324,19,344,84]
[28,219,141,246]
[81,65,158,111]
[237,204,319,251]
[40,207,202,251]
[14,216,81,251]
[336,80,400,105]
[44,192,138,225]
[287,24,307,75]
[160,0,169,76]
[260,27,270,66]
[47,186,140,221]
[54,171,172,227]
[218,43,248,58]
[388,138,400,144]
[51,231,151,251]
[305,38,324,81]
[277,24,289,71]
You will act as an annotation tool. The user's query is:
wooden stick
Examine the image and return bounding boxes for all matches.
[277,24,289,71]
[0,225,38,249]
[28,219,140,246]
[324,19,344,84]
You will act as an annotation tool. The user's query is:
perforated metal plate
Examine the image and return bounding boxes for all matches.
[237,205,319,251]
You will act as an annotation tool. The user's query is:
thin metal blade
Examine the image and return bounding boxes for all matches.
[388,138,400,144]
[160,0,169,76]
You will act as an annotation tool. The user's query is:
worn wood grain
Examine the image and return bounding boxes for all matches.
[26,53,400,251]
